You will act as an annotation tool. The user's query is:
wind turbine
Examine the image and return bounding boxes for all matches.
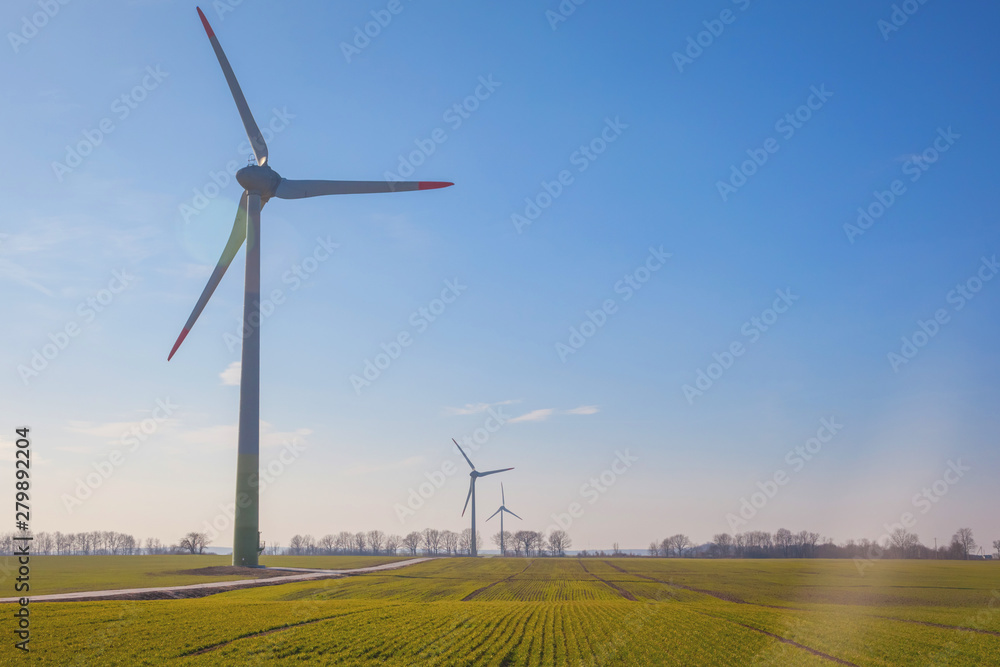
[168,8,453,568]
[486,482,521,557]
[453,439,512,557]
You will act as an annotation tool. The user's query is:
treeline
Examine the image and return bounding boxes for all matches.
[0,527,573,557]
[280,528,572,557]
[8,526,995,560]
[0,531,151,555]
[649,527,999,560]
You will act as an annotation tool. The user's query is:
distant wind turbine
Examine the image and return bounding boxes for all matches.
[453,438,512,557]
[168,7,452,568]
[486,482,521,556]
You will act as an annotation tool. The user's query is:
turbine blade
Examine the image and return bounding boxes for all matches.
[461,479,474,517]
[478,467,513,477]
[168,192,248,360]
[504,508,523,521]
[453,438,476,470]
[196,7,268,166]
[275,179,453,199]
[501,482,506,506]
[485,507,502,522]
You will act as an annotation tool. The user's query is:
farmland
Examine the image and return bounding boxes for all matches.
[10,555,409,597]
[11,557,1000,665]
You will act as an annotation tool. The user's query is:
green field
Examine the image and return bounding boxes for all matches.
[14,557,1000,665]
[6,555,410,596]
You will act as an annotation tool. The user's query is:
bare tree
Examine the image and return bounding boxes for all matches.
[532,532,546,556]
[889,528,919,558]
[335,531,353,554]
[774,528,793,558]
[648,541,660,558]
[179,532,208,554]
[667,534,690,558]
[402,531,422,556]
[953,528,976,559]
[459,529,482,555]
[353,532,367,554]
[422,528,441,555]
[441,530,459,556]
[367,530,385,555]
[493,531,513,555]
[36,532,54,555]
[385,534,401,556]
[548,530,571,556]
[993,539,1000,559]
[319,534,336,555]
[513,530,533,557]
[712,533,734,558]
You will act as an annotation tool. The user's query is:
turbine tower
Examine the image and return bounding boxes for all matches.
[486,483,522,556]
[454,439,512,557]
[169,8,452,567]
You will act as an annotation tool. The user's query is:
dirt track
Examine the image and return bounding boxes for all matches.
[0,557,435,603]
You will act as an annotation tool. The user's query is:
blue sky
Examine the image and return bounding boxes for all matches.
[2,0,998,552]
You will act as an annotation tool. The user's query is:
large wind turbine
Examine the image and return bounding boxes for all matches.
[453,438,512,557]
[169,8,453,567]
[485,483,521,557]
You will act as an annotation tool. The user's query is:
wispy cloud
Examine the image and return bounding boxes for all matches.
[505,406,599,423]
[509,408,555,424]
[0,258,54,296]
[220,361,241,386]
[444,399,520,416]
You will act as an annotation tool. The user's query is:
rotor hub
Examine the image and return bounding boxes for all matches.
[236,164,281,201]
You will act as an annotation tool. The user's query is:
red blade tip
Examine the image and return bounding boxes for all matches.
[196,7,215,38]
[418,181,454,190]
[168,328,191,361]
